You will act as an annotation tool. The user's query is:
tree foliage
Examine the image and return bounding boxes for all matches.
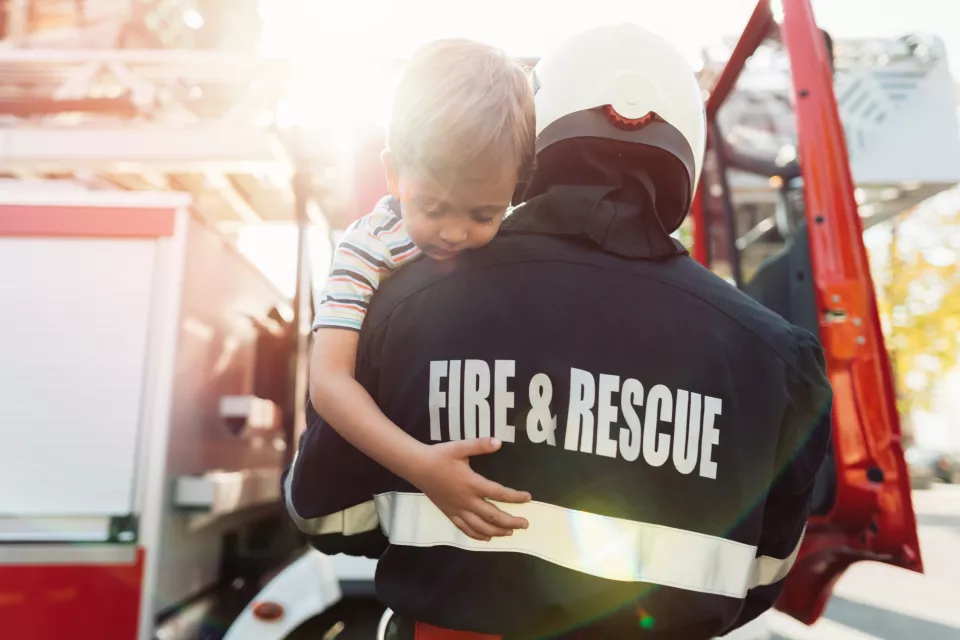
[868,191,960,424]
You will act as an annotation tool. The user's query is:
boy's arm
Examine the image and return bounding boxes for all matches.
[282,401,388,559]
[301,218,531,542]
[309,331,532,541]
[309,329,430,484]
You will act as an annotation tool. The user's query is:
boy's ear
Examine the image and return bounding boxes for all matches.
[381,148,400,198]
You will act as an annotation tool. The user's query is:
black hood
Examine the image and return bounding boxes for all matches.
[504,136,688,260]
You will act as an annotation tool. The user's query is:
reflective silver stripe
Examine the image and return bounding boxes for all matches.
[284,470,806,595]
[283,458,381,536]
[749,525,805,587]
[374,492,803,599]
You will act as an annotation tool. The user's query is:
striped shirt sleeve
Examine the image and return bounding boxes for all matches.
[313,205,420,332]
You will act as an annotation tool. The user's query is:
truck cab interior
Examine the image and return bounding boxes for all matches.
[724,178,837,517]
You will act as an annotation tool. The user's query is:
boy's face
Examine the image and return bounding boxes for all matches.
[382,150,517,261]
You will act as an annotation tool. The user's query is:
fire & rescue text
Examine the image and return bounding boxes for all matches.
[428,360,723,478]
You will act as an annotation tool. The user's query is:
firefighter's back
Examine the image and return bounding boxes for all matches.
[364,228,829,638]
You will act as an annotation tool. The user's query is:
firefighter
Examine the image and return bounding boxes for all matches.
[285,23,832,640]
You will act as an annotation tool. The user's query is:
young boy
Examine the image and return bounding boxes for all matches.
[309,39,536,542]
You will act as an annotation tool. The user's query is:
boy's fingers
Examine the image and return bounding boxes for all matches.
[451,515,488,541]
[475,501,529,531]
[446,437,502,458]
[478,478,532,504]
[463,512,511,539]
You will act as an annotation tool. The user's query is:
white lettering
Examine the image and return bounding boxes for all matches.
[463,360,491,439]
[643,385,672,467]
[619,378,644,462]
[595,374,619,458]
[700,396,723,479]
[448,360,462,440]
[493,360,516,443]
[673,391,702,474]
[564,368,596,453]
[426,362,722,477]
[428,361,448,441]
[527,373,557,445]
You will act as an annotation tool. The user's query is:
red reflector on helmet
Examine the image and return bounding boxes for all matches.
[602,105,658,131]
[252,601,285,621]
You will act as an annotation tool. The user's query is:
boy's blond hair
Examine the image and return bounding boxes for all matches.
[388,39,535,180]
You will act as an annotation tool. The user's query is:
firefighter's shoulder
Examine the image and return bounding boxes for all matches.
[633,254,813,371]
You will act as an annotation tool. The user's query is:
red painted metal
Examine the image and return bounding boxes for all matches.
[0,204,177,237]
[693,1,773,265]
[0,547,145,640]
[415,621,502,640]
[776,0,922,620]
[704,1,775,119]
[700,0,922,624]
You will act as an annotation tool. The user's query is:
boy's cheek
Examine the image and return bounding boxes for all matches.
[403,218,431,247]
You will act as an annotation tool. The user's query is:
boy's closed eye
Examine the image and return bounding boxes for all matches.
[470,206,507,224]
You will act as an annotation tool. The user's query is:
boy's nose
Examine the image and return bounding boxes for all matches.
[439,226,468,245]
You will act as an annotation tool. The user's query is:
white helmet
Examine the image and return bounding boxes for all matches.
[532,24,706,230]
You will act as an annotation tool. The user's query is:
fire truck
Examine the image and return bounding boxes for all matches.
[690,0,958,624]
[228,1,960,638]
[1,0,958,639]
[0,4,325,639]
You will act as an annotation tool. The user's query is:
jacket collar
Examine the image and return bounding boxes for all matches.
[501,184,688,260]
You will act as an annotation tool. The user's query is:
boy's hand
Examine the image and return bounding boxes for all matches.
[409,438,532,541]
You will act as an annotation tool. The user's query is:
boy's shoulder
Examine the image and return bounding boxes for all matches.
[346,196,403,238]
[337,196,418,268]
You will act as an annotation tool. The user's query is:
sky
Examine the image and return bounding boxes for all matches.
[257,0,960,130]
[259,0,960,74]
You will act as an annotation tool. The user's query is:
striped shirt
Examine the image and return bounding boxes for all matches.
[313,196,421,332]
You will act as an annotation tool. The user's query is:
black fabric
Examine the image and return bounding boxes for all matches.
[521,135,693,236]
[288,194,832,638]
[533,110,696,226]
[387,608,726,640]
[502,184,686,260]
[743,222,836,516]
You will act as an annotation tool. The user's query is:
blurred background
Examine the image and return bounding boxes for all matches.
[6,0,955,459]
[1,1,959,639]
